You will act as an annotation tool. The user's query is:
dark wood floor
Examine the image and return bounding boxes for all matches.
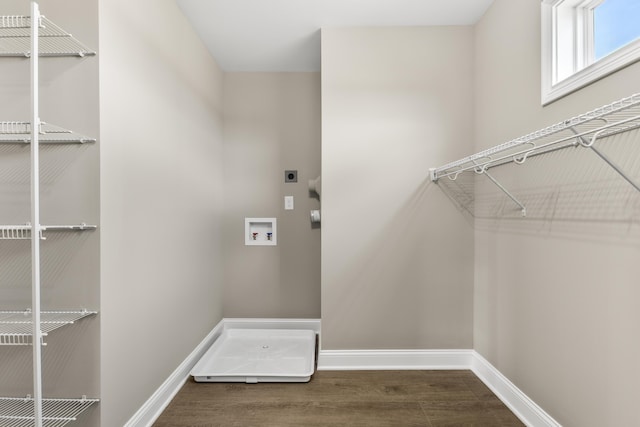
[154,370,525,426]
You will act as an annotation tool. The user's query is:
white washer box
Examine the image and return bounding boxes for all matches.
[245,218,277,246]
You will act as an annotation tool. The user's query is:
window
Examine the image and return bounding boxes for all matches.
[594,0,640,59]
[541,0,640,104]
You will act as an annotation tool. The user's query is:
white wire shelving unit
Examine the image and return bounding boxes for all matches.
[0,396,99,427]
[430,93,640,217]
[0,310,97,345]
[1,122,95,144]
[0,15,95,57]
[1,4,99,426]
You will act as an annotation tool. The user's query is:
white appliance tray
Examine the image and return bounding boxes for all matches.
[191,328,316,383]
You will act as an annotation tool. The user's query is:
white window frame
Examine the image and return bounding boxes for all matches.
[541,0,640,105]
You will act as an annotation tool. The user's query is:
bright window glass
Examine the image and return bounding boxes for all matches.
[594,0,640,60]
[542,0,640,104]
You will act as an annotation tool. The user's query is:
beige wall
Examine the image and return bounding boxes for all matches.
[0,0,100,425]
[321,27,475,350]
[99,0,225,425]
[7,1,639,425]
[474,1,640,426]
[222,73,321,318]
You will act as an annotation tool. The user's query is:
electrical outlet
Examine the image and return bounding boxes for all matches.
[285,170,297,183]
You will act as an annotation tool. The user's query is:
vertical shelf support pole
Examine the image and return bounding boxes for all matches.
[30,2,43,426]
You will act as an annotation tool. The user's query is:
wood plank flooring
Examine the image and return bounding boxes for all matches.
[154,370,525,426]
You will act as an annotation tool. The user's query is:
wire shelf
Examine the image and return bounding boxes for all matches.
[431,93,640,180]
[0,15,95,57]
[0,396,98,427]
[0,224,97,240]
[0,310,97,345]
[3,5,97,426]
[0,122,95,144]
[430,93,640,218]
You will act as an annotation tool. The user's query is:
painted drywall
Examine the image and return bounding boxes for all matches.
[98,0,225,425]
[321,27,475,350]
[0,0,100,425]
[473,1,640,426]
[222,73,321,318]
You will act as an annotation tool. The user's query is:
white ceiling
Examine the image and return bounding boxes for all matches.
[176,0,495,72]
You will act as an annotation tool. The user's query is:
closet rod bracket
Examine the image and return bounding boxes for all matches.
[589,146,640,193]
[570,126,640,193]
[473,160,527,216]
[429,168,437,182]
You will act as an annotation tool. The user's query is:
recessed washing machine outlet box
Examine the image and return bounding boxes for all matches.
[245,218,277,246]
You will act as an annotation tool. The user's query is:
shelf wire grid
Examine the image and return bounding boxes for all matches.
[0,224,97,240]
[432,93,640,180]
[0,15,95,57]
[0,122,95,144]
[436,127,640,221]
[432,94,640,221]
[0,396,98,427]
[0,310,97,345]
[2,6,97,426]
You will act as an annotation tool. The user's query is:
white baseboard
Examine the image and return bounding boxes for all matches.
[318,349,561,427]
[317,349,474,370]
[125,318,321,427]
[124,319,225,427]
[127,322,560,427]
[471,352,562,427]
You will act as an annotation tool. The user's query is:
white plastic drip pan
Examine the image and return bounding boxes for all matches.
[191,328,316,383]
